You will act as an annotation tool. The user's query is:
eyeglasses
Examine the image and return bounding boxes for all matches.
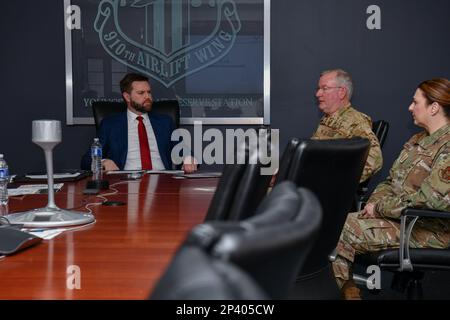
[316,86,342,92]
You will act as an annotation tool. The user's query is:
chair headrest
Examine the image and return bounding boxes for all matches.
[150,246,268,299]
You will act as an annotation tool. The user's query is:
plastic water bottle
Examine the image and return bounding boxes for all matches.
[0,154,9,205]
[91,138,102,180]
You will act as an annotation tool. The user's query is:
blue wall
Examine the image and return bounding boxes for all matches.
[1,0,449,192]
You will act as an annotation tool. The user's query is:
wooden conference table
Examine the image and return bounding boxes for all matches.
[0,173,218,299]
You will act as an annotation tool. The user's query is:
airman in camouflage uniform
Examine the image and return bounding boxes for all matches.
[312,104,383,182]
[332,78,450,299]
[312,69,383,183]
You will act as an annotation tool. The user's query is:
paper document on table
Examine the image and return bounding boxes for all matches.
[26,229,65,240]
[22,221,95,240]
[25,173,81,179]
[106,170,145,175]
[146,170,184,174]
[173,172,222,179]
[8,183,64,196]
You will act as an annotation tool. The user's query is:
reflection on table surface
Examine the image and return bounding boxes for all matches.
[0,174,218,299]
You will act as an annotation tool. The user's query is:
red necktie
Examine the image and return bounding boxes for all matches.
[136,116,153,170]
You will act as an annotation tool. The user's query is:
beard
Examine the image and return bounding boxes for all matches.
[130,99,152,113]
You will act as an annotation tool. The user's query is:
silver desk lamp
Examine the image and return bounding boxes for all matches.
[5,120,95,227]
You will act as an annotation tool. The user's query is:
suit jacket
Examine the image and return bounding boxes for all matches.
[81,111,175,170]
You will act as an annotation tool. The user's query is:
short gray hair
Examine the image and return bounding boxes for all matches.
[321,69,353,100]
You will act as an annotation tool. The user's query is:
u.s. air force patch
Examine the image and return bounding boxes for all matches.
[439,166,450,182]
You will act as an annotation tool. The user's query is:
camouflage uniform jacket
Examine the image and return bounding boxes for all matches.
[311,104,383,182]
[369,124,450,233]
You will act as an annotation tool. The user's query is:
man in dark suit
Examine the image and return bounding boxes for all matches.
[81,73,197,172]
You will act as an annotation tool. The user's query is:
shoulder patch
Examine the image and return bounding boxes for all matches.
[439,166,450,182]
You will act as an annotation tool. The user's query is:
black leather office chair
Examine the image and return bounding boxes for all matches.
[189,182,323,299]
[355,120,390,210]
[354,207,450,299]
[275,138,370,299]
[150,245,268,300]
[92,100,180,130]
[275,138,301,183]
[203,146,272,222]
[372,120,389,149]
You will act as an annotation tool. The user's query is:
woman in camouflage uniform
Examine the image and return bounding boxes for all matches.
[333,78,450,299]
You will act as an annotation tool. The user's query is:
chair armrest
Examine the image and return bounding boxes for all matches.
[357,185,368,194]
[328,248,337,262]
[398,207,450,272]
[402,207,450,219]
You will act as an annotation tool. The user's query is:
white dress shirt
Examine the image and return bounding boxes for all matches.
[124,109,166,170]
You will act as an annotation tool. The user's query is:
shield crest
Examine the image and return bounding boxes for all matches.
[94,0,241,87]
